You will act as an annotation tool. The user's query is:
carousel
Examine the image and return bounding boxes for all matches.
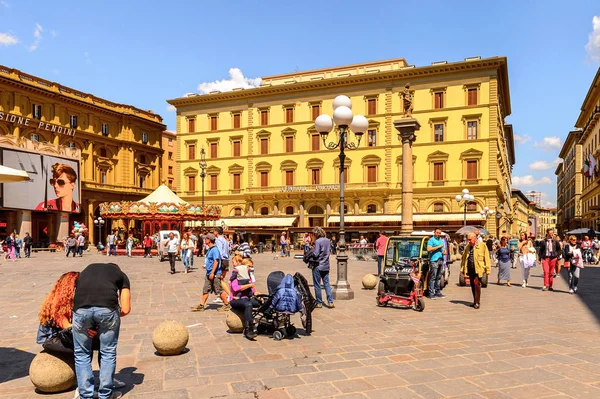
[99,185,220,236]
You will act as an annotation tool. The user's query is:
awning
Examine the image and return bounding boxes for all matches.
[185,217,297,228]
[327,213,484,224]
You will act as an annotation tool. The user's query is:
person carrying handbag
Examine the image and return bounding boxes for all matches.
[564,235,583,294]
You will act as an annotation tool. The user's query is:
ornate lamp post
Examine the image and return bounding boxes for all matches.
[93,216,105,246]
[315,95,369,300]
[479,207,495,225]
[455,189,476,227]
[199,148,207,229]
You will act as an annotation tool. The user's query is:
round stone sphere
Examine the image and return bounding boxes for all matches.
[152,320,189,356]
[29,351,76,393]
[226,308,245,333]
[362,273,379,290]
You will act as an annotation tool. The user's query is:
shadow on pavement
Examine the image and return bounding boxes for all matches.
[449,300,473,307]
[0,347,36,384]
[565,266,600,323]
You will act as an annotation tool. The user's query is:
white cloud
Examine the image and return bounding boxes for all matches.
[533,136,562,152]
[529,158,561,171]
[514,134,531,145]
[585,16,600,63]
[166,104,176,112]
[28,23,43,52]
[0,1,9,8]
[197,68,262,94]
[0,32,18,46]
[512,175,554,186]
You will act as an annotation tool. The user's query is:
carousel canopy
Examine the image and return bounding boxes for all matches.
[99,185,220,221]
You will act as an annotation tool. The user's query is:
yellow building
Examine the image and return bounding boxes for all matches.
[0,65,165,244]
[529,205,557,238]
[511,189,534,236]
[577,67,600,231]
[167,57,514,242]
[162,130,177,190]
[556,130,583,234]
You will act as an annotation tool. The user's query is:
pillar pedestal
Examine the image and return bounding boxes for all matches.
[394,118,420,235]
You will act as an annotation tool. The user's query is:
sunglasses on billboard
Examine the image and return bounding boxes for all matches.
[50,178,67,186]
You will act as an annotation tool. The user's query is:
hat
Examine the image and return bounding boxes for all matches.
[205,233,216,242]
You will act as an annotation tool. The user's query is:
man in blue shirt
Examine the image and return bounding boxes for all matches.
[213,227,230,297]
[427,229,446,300]
[191,234,230,312]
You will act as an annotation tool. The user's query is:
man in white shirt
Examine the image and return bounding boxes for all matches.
[188,230,197,269]
[164,232,180,274]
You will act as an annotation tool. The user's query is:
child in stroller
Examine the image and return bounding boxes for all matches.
[252,271,315,340]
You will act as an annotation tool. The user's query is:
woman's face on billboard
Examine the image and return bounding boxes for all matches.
[51,172,75,198]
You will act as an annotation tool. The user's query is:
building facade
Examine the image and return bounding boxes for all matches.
[556,130,583,234]
[576,67,600,231]
[162,131,177,190]
[0,65,165,244]
[168,57,514,241]
[511,189,533,236]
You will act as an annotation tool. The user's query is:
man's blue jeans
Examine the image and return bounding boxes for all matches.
[280,244,286,256]
[377,255,384,275]
[428,259,443,297]
[312,268,334,304]
[109,244,117,256]
[73,307,121,399]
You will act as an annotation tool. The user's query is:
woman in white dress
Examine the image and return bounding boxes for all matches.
[518,232,534,288]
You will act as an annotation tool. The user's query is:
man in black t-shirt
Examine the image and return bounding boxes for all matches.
[72,263,131,399]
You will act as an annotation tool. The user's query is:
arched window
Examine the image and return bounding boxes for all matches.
[308,206,324,214]
[234,208,242,216]
[367,204,377,214]
[433,203,444,213]
[285,206,294,215]
[467,203,477,212]
[260,207,269,215]
[308,206,324,227]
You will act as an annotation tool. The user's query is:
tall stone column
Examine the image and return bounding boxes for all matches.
[394,118,420,235]
[56,212,70,242]
[18,210,32,237]
[299,201,305,228]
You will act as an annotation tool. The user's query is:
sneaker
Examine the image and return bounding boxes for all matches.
[217,304,230,312]
[428,295,436,300]
[190,304,205,312]
[315,303,323,308]
[574,287,578,293]
[435,293,446,299]
[325,302,335,308]
[542,286,548,291]
[522,281,526,288]
[548,287,554,292]
[569,289,574,294]
[113,378,126,389]
[213,298,224,304]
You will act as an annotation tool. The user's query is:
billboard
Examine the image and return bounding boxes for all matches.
[1,149,81,213]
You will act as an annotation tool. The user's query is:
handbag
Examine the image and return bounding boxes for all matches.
[42,327,74,355]
[303,249,318,270]
[523,252,537,268]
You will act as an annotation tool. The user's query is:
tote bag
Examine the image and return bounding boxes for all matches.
[523,252,537,268]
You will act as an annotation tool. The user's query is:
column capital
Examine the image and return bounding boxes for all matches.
[394,118,421,145]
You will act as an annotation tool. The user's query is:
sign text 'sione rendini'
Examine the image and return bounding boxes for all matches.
[0,112,77,137]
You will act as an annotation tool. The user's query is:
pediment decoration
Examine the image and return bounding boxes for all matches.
[427,151,449,162]
[459,148,484,160]
[361,154,382,165]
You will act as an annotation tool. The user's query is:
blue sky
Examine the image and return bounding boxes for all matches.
[1,0,599,207]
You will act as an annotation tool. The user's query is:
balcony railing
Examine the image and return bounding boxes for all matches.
[247,182,390,193]
[82,181,153,195]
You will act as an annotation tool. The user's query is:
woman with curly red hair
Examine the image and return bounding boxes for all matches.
[37,271,80,342]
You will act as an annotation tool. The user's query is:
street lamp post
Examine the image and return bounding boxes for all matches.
[199,148,207,229]
[315,95,369,301]
[93,217,105,246]
[455,189,476,227]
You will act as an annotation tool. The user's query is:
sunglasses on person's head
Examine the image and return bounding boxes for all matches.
[50,178,67,186]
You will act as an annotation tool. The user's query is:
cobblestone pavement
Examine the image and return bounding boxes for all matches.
[1,252,600,399]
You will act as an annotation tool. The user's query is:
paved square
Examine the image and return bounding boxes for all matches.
[1,252,600,398]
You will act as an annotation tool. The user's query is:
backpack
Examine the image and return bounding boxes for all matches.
[303,249,319,270]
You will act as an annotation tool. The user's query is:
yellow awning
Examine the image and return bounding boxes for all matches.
[327,215,402,223]
[185,217,297,228]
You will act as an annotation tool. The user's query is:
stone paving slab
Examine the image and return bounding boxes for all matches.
[1,253,600,398]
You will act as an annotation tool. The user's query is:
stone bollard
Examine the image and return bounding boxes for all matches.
[362,274,379,290]
[29,351,76,393]
[152,320,189,356]
[225,308,245,333]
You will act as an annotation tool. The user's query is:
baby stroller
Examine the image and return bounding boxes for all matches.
[253,271,316,340]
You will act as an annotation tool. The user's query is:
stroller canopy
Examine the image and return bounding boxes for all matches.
[267,271,285,295]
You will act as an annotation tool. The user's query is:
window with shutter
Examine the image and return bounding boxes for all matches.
[434,124,444,142]
[467,121,478,140]
[367,98,377,115]
[102,123,109,136]
[233,173,241,190]
[285,136,294,152]
[312,105,320,121]
[233,141,241,157]
[285,108,294,123]
[233,113,241,128]
[188,144,195,160]
[210,116,217,131]
[286,170,294,185]
[311,169,320,184]
[260,138,269,155]
[368,130,376,146]
[367,166,377,183]
[168,166,173,174]
[433,162,444,181]
[311,134,320,151]
[188,118,195,132]
[70,115,78,129]
[210,175,217,190]
[434,92,444,109]
[260,172,269,187]
[260,110,268,126]
[210,143,217,158]
[188,176,196,192]
[467,160,477,180]
[100,170,107,184]
[433,203,444,213]
[32,104,42,120]
[285,206,294,215]
[467,88,478,106]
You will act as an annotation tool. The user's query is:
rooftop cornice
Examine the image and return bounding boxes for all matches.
[167,57,511,117]
[576,67,600,128]
[560,130,583,158]
[0,65,165,126]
